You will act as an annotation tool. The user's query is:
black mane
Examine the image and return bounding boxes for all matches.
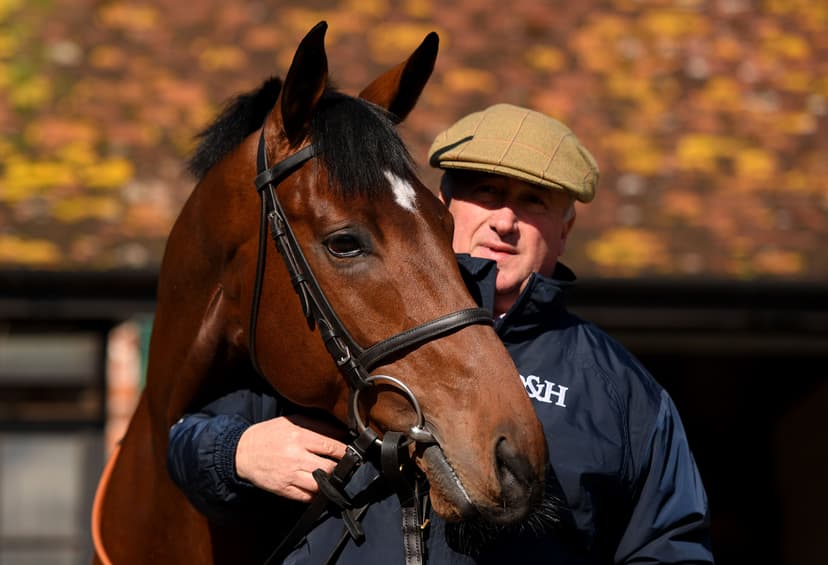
[188,77,282,180]
[188,79,416,197]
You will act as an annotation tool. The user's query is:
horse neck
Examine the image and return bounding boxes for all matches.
[144,151,260,437]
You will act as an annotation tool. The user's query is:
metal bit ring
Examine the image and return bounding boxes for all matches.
[351,374,435,445]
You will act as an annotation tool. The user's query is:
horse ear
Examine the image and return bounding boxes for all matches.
[358,32,439,123]
[280,21,329,146]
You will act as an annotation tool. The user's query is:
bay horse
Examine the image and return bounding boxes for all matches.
[92,21,547,564]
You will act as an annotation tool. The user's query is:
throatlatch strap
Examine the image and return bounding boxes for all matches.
[248,139,317,379]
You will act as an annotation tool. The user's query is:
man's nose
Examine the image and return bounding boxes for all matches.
[489,205,518,235]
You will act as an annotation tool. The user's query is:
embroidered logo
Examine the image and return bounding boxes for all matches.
[520,374,569,407]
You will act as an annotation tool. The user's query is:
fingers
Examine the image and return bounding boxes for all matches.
[281,487,314,503]
[234,415,347,502]
[291,426,348,460]
[278,481,315,503]
[285,413,350,443]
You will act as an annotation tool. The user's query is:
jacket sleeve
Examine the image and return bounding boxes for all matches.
[615,389,714,564]
[166,389,282,522]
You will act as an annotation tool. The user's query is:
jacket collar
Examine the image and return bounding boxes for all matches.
[455,254,575,328]
[454,253,498,314]
[499,263,575,333]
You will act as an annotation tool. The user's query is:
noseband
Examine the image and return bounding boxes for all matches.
[250,129,492,564]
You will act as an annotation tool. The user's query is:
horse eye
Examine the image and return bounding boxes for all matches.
[325,233,364,258]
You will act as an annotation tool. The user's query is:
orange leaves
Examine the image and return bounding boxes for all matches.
[242,26,283,52]
[525,46,566,73]
[672,135,782,193]
[699,77,743,113]
[368,23,441,65]
[0,28,18,58]
[343,0,389,18]
[402,0,432,19]
[751,249,804,277]
[571,15,627,74]
[53,196,122,222]
[0,236,60,267]
[603,132,664,176]
[8,75,52,110]
[662,190,702,224]
[585,228,672,277]
[766,33,811,61]
[89,45,128,70]
[1,151,134,202]
[673,136,782,193]
[24,118,99,150]
[80,158,135,191]
[733,148,777,185]
[97,3,159,33]
[0,1,826,277]
[0,0,23,23]
[280,8,338,39]
[3,117,134,217]
[443,67,496,95]
[675,134,736,174]
[2,157,75,201]
[779,70,813,94]
[198,46,248,72]
[640,10,707,40]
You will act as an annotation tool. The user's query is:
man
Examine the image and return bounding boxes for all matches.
[167,104,714,563]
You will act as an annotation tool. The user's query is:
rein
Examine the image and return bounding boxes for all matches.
[249,129,492,564]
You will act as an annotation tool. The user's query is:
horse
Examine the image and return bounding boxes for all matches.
[92,21,548,564]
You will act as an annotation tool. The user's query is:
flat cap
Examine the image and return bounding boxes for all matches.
[428,104,598,203]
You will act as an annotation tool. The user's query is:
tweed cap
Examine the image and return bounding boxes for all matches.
[428,104,598,203]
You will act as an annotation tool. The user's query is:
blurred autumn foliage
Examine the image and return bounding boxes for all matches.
[1,0,826,280]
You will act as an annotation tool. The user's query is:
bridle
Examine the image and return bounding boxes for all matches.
[249,127,493,564]
[249,128,493,443]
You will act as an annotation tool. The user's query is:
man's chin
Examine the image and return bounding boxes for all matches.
[495,271,528,294]
[493,282,522,313]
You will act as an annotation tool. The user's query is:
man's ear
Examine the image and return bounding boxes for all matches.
[559,212,576,255]
[437,173,451,206]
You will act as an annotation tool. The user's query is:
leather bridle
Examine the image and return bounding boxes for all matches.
[249,127,492,564]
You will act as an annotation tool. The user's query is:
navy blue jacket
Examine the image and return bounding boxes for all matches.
[167,256,713,563]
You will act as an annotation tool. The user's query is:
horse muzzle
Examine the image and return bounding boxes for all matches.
[419,438,544,525]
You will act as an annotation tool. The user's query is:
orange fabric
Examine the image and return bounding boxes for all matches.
[91,443,120,565]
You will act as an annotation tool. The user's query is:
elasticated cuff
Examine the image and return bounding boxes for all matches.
[213,417,256,492]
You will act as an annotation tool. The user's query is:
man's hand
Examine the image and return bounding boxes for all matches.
[235,414,348,502]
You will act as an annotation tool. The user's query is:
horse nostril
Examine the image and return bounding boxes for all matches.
[495,436,540,519]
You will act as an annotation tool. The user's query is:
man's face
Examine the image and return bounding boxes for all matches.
[442,171,575,315]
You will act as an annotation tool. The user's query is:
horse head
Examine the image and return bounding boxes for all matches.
[229,21,548,526]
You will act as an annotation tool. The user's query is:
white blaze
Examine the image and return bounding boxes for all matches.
[384,170,417,212]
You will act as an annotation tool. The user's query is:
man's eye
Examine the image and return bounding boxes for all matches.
[516,191,549,213]
[472,185,499,202]
[325,234,364,258]
[524,195,547,209]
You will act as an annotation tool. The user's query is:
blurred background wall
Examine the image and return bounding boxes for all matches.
[1,0,826,563]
